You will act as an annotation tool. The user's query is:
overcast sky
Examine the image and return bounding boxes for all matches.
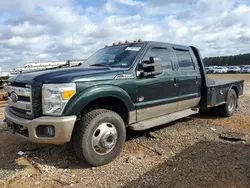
[0,0,249,71]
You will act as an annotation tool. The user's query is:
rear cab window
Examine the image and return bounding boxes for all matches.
[174,48,195,71]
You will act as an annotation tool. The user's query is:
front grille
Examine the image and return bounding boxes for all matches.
[8,93,30,102]
[11,106,27,114]
[9,107,33,120]
[9,82,27,88]
[7,83,34,119]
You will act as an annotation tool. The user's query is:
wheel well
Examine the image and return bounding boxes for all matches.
[231,86,238,98]
[81,97,129,125]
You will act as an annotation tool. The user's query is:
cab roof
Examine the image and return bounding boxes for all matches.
[104,40,193,50]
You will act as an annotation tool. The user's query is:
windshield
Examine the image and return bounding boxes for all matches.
[83,43,144,68]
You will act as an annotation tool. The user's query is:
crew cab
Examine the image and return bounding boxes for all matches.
[5,40,244,166]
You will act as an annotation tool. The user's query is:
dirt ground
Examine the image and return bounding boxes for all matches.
[0,74,250,188]
[208,73,250,82]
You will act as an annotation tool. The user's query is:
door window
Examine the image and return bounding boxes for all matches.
[174,49,195,70]
[143,47,173,70]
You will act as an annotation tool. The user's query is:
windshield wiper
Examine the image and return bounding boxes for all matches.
[90,63,110,68]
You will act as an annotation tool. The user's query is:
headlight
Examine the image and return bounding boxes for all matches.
[42,83,76,115]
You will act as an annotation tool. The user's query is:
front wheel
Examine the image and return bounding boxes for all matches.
[219,89,237,117]
[72,109,126,166]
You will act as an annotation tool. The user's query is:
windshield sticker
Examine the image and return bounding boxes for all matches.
[125,47,141,51]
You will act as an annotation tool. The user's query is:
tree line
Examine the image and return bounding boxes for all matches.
[203,53,250,66]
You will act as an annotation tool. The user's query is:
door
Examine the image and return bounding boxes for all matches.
[173,47,201,111]
[135,45,179,121]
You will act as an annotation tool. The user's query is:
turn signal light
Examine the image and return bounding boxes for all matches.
[63,90,76,100]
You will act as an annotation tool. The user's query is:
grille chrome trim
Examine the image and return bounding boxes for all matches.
[7,84,33,117]
[7,86,31,97]
[8,97,32,111]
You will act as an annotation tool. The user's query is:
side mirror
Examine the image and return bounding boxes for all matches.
[138,57,163,77]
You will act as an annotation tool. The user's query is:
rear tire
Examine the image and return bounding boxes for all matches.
[219,89,237,117]
[72,109,126,166]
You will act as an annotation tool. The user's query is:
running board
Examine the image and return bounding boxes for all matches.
[128,108,199,131]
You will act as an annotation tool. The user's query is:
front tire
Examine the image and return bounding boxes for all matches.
[73,109,126,166]
[219,89,237,117]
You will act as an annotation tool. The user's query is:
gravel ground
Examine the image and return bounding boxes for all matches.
[1,117,241,188]
[0,97,250,188]
[0,76,250,188]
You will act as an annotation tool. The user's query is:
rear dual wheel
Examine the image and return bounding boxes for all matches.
[73,109,126,166]
[219,89,237,117]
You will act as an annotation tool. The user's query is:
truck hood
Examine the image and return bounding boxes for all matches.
[10,66,124,85]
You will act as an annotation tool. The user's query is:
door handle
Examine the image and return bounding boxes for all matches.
[174,78,178,87]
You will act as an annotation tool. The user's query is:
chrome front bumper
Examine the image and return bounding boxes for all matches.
[4,107,77,144]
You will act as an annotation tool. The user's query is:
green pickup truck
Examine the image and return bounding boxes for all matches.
[5,40,244,166]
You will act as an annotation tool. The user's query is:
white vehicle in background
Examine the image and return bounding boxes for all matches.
[227,66,241,73]
[212,66,228,74]
[241,66,250,73]
[205,67,214,74]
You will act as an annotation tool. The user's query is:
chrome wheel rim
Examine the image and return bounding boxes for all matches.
[228,95,235,112]
[92,122,118,155]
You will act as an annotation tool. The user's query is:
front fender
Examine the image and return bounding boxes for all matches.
[63,85,134,115]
